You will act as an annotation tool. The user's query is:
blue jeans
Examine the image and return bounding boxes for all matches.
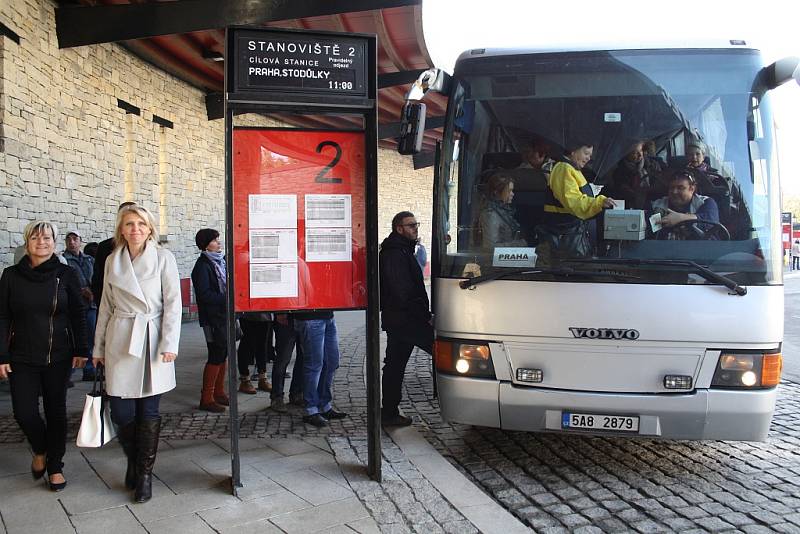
[294,318,339,415]
[109,395,162,426]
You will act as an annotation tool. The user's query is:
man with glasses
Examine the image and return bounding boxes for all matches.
[651,169,719,239]
[379,212,433,426]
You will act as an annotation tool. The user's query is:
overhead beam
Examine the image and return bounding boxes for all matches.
[56,0,421,49]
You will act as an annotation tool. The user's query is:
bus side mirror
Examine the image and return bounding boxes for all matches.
[398,102,426,155]
[764,56,800,89]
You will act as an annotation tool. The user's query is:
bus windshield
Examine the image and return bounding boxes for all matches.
[437,49,781,287]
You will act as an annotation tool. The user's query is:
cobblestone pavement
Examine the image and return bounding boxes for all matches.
[0,326,476,534]
[330,436,478,534]
[5,323,800,533]
[401,344,800,533]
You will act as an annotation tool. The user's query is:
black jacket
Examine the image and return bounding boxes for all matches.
[191,253,226,328]
[0,255,89,365]
[91,237,114,307]
[379,232,431,331]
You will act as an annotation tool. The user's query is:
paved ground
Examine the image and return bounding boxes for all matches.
[1,276,798,533]
[0,315,521,534]
[401,348,800,533]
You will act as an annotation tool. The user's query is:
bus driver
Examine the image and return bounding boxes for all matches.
[651,170,719,239]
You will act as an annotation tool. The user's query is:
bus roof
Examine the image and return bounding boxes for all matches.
[455,39,761,65]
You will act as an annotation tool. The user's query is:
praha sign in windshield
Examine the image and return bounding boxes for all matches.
[235,30,367,97]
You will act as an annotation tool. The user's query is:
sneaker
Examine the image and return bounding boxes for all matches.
[302,413,329,427]
[270,397,288,413]
[238,379,257,395]
[382,413,413,427]
[82,369,96,382]
[321,408,348,420]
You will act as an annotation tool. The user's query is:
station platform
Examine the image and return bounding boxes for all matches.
[0,313,526,534]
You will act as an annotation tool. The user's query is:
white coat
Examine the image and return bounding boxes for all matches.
[94,241,181,398]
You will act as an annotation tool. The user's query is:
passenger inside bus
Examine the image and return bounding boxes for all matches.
[517,137,555,185]
[607,140,666,210]
[511,136,555,243]
[681,141,737,225]
[477,171,527,250]
[535,142,616,263]
[650,169,721,240]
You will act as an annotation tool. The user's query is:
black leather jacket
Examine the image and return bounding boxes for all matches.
[0,255,88,365]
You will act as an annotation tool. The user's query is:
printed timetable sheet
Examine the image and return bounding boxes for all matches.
[304,194,352,262]
[248,194,298,297]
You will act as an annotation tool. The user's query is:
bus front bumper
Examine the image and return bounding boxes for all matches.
[437,374,777,441]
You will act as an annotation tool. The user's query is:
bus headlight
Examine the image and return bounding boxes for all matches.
[711,352,782,388]
[435,339,496,379]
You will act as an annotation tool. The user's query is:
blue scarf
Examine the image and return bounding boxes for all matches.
[202,251,226,293]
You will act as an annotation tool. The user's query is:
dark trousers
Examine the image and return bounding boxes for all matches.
[289,336,304,398]
[237,319,271,376]
[272,320,299,399]
[84,307,97,370]
[203,322,229,365]
[382,327,433,417]
[109,395,162,426]
[793,256,799,270]
[9,359,73,474]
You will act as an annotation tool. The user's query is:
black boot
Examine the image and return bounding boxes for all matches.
[117,421,137,490]
[134,417,161,503]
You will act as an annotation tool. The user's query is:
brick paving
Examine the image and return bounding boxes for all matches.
[4,320,800,532]
[400,339,800,533]
[0,323,475,534]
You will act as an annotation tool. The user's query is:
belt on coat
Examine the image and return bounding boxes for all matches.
[112,310,162,358]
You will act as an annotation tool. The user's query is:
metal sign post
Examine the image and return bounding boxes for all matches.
[224,27,381,491]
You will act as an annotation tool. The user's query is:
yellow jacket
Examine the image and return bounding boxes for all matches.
[545,162,607,220]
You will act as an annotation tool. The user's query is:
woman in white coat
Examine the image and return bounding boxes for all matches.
[94,204,181,503]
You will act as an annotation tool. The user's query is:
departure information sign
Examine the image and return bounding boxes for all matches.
[234,29,368,98]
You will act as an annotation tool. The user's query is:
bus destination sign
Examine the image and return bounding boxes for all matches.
[235,30,367,98]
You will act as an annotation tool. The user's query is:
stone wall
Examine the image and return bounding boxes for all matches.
[0,0,433,278]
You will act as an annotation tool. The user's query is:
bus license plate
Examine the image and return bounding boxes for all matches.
[562,412,639,432]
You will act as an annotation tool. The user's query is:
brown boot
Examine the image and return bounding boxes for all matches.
[199,364,225,412]
[214,362,229,406]
[239,376,257,394]
[257,372,272,392]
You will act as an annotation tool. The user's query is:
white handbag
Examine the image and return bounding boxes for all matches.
[76,368,117,447]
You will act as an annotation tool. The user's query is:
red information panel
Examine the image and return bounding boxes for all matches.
[232,128,367,312]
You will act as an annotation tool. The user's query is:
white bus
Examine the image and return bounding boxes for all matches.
[399,41,798,440]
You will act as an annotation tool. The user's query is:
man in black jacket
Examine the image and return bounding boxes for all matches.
[379,211,433,426]
[92,201,137,306]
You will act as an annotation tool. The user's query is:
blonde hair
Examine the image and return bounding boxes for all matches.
[23,220,58,245]
[113,204,159,249]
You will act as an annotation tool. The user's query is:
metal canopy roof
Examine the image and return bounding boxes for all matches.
[55,0,446,161]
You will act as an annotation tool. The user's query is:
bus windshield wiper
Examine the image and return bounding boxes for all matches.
[459,267,639,289]
[570,258,747,296]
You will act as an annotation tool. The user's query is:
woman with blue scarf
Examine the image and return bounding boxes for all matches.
[191,228,230,412]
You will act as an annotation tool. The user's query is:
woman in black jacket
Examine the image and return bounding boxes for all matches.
[191,228,230,412]
[0,221,88,491]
